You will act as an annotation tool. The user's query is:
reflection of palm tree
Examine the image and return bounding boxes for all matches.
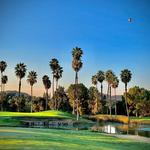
[49,58,59,97]
[105,70,115,115]
[120,69,132,122]
[112,76,119,116]
[15,63,27,112]
[42,75,51,110]
[72,47,83,120]
[0,61,7,111]
[27,71,37,112]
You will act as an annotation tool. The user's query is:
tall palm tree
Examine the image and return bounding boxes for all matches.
[120,69,132,122]
[42,75,51,110]
[92,75,98,88]
[105,70,115,115]
[91,74,98,112]
[72,47,83,120]
[27,71,37,112]
[49,58,59,97]
[1,75,8,111]
[1,75,8,92]
[15,63,27,112]
[54,65,63,90]
[112,76,119,116]
[0,61,7,111]
[97,70,105,100]
[72,47,83,60]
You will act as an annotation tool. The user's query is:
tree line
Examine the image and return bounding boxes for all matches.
[0,47,150,120]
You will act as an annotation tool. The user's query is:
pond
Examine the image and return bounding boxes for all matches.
[91,121,150,138]
[23,119,150,138]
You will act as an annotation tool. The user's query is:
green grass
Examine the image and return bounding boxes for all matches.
[131,117,150,124]
[0,111,73,118]
[0,111,92,127]
[0,127,149,150]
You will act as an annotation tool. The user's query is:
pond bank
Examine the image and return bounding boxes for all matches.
[89,114,150,124]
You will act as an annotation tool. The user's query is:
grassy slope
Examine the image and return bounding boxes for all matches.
[0,127,149,150]
[0,111,73,118]
[0,111,91,126]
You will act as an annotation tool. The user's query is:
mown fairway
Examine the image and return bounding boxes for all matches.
[0,111,73,118]
[0,127,150,150]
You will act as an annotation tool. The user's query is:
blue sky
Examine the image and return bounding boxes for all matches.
[0,0,150,96]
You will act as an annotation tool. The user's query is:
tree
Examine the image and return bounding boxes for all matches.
[0,75,8,111]
[112,76,119,116]
[49,58,59,97]
[88,86,101,114]
[105,70,115,115]
[42,75,51,110]
[91,75,98,112]
[120,69,132,122]
[1,75,8,91]
[68,83,89,116]
[126,86,150,117]
[72,47,83,120]
[92,75,98,88]
[97,70,105,101]
[52,86,71,111]
[54,65,63,90]
[0,61,7,111]
[27,71,37,112]
[15,63,27,112]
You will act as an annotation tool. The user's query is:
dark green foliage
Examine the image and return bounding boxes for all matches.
[126,86,150,117]
[68,83,89,115]
[32,97,46,112]
[88,86,102,114]
[49,86,71,112]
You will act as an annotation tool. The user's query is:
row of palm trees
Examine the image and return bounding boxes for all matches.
[92,69,132,121]
[0,61,8,111]
[0,59,63,112]
[1,47,132,122]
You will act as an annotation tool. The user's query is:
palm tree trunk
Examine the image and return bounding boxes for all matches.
[0,72,3,111]
[18,78,21,112]
[95,84,98,113]
[107,84,109,99]
[56,79,58,90]
[18,78,21,97]
[109,86,112,115]
[75,71,79,121]
[73,71,77,114]
[115,88,117,116]
[101,83,103,113]
[101,83,103,100]
[52,75,54,98]
[31,85,33,113]
[107,84,110,115]
[46,88,48,110]
[125,83,130,123]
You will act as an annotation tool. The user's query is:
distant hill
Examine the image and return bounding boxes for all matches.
[104,95,122,102]
[4,90,30,97]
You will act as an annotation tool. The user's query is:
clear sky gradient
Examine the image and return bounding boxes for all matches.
[0,0,150,96]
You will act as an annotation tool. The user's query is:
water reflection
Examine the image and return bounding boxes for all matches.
[91,122,150,138]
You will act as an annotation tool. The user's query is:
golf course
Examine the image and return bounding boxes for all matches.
[0,111,150,150]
